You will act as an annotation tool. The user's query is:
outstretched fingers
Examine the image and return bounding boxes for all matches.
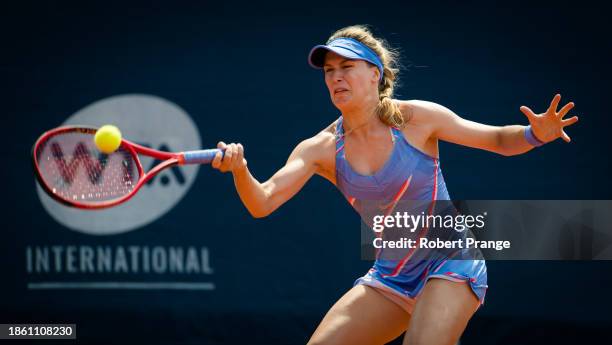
[520,105,537,122]
[521,95,579,144]
[557,101,575,118]
[548,93,562,113]
[562,116,579,127]
[561,129,571,143]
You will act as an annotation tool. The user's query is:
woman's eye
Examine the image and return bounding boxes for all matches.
[324,69,333,73]
[342,65,353,69]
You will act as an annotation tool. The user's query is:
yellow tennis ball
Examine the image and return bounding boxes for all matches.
[94,125,122,154]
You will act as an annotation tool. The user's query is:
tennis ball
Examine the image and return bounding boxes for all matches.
[94,125,122,153]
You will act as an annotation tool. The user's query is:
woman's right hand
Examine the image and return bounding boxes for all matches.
[212,141,247,173]
[211,133,330,218]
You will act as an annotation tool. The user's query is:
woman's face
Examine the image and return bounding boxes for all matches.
[323,51,380,111]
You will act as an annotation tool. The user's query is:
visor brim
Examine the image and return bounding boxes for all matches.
[307,45,365,69]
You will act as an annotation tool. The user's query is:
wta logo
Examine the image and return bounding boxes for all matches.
[50,142,135,186]
[36,94,201,235]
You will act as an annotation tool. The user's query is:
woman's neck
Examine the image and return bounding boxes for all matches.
[341,99,385,138]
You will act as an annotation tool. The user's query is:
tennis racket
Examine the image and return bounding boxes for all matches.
[32,126,223,209]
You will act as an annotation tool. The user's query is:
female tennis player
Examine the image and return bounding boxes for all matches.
[211,25,579,345]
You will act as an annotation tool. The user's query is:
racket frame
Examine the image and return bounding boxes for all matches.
[32,125,203,209]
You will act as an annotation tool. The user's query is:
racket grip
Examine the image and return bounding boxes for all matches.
[182,149,224,165]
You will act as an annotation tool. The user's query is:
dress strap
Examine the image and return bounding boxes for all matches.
[335,116,344,137]
[389,127,396,143]
[335,116,345,155]
[337,116,400,153]
[391,126,409,144]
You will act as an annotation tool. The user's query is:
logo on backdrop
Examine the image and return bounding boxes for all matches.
[35,94,201,235]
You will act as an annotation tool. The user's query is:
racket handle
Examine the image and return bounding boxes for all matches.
[182,149,224,165]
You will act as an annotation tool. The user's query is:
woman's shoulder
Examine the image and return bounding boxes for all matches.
[293,121,337,181]
[314,120,339,148]
[393,100,443,152]
[294,120,337,155]
[394,99,446,122]
[394,99,457,132]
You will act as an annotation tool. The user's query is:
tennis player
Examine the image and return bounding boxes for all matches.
[211,25,579,345]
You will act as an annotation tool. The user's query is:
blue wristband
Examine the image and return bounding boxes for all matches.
[524,125,545,147]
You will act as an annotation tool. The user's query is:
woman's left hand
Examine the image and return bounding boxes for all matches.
[519,94,579,143]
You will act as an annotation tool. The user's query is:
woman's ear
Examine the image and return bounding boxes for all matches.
[372,67,381,84]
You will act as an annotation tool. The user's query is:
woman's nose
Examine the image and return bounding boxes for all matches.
[332,70,344,81]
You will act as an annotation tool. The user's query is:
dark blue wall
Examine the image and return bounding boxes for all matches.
[2,1,611,344]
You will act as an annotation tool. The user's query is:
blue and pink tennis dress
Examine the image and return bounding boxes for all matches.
[334,116,488,313]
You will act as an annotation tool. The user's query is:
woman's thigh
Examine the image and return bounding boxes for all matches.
[403,278,480,345]
[308,284,411,345]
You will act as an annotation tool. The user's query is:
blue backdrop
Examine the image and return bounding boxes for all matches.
[2,1,611,344]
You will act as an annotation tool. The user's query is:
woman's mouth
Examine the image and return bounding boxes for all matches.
[334,88,349,94]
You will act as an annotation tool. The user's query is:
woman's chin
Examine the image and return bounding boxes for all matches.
[332,94,353,108]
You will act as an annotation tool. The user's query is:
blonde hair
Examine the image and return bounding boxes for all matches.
[328,25,404,128]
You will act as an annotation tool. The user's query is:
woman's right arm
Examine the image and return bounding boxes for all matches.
[212,131,333,218]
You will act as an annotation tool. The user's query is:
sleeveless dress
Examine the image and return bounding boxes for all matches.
[334,116,488,313]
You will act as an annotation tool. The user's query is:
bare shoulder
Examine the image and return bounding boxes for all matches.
[288,120,336,163]
[392,100,445,157]
[308,119,338,150]
[395,99,454,125]
[294,120,337,183]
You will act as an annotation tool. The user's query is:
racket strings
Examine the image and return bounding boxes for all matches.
[50,141,107,185]
[36,131,140,202]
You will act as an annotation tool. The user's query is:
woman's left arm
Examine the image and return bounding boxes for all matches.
[404,94,579,156]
